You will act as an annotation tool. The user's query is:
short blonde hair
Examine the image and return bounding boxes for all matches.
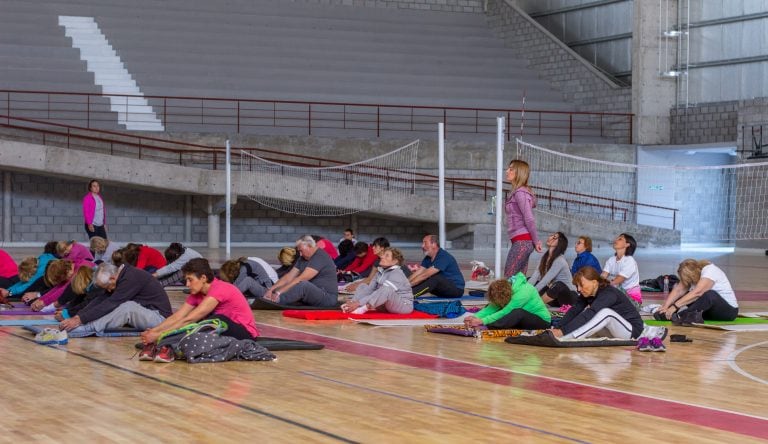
[55,240,74,256]
[677,259,712,289]
[18,257,39,282]
[90,236,108,254]
[278,247,297,267]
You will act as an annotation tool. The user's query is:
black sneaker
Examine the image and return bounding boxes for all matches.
[653,311,668,321]
[680,310,704,326]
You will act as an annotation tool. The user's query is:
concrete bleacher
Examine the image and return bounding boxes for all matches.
[0,0,584,137]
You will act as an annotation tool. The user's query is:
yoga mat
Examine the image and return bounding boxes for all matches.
[738,312,768,318]
[0,308,42,316]
[283,309,438,321]
[0,319,60,326]
[417,296,488,307]
[425,325,544,339]
[353,317,466,326]
[134,337,325,351]
[505,330,637,347]
[249,298,341,311]
[690,324,768,332]
[644,318,768,326]
[24,325,142,338]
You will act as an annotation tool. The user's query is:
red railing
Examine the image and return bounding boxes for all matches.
[0,89,634,143]
[0,114,675,227]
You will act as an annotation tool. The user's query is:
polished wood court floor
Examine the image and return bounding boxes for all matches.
[1,246,767,443]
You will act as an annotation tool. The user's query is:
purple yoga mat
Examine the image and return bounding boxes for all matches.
[0,302,49,316]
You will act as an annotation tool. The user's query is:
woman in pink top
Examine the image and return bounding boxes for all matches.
[504,160,542,277]
[141,258,259,348]
[82,179,107,239]
[0,248,19,288]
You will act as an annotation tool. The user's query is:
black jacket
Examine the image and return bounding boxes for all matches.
[77,265,172,324]
[560,285,644,338]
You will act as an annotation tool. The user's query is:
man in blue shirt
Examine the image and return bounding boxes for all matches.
[408,234,465,297]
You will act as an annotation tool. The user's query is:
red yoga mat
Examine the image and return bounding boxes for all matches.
[283,310,438,320]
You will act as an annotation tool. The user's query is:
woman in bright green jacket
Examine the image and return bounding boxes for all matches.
[464,273,551,330]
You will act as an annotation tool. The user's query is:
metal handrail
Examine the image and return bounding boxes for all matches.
[0,89,634,143]
[0,113,675,227]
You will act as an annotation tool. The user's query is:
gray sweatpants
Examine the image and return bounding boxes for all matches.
[354,283,413,314]
[280,281,337,307]
[70,301,166,335]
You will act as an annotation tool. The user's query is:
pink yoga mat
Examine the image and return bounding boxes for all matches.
[283,310,438,321]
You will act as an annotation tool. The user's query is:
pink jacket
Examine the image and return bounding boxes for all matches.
[82,193,106,225]
[65,243,94,263]
[0,249,17,278]
[505,187,539,244]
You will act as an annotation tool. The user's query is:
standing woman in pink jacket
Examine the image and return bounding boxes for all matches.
[82,179,107,239]
[504,160,542,277]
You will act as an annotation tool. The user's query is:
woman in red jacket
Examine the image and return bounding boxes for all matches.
[343,242,378,277]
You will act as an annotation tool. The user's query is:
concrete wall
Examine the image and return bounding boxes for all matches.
[670,101,739,145]
[637,147,736,243]
[0,171,435,246]
[293,0,483,13]
[485,0,632,114]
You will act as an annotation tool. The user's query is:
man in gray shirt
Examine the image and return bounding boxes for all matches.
[264,235,338,307]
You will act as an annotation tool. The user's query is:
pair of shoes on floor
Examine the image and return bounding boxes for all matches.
[34,328,68,345]
[637,325,667,352]
[138,344,175,363]
[670,310,704,326]
[637,336,666,352]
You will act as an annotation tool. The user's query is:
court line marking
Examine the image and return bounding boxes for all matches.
[727,340,768,386]
[301,371,590,443]
[1,329,358,444]
[259,324,768,440]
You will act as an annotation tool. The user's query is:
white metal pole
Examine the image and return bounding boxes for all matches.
[438,123,446,249]
[495,117,505,279]
[225,139,231,258]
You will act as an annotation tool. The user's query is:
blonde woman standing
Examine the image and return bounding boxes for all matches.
[504,160,542,277]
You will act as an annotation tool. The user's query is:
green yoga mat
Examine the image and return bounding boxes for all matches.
[644,317,768,326]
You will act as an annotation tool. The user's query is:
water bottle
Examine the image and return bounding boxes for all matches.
[663,276,670,294]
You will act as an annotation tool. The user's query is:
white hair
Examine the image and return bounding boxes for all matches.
[94,263,119,287]
[295,235,316,249]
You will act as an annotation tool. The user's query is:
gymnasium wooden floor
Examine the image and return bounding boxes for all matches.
[1,246,767,443]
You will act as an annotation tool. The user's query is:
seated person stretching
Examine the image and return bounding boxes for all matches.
[465,273,551,330]
[409,234,464,298]
[552,266,644,340]
[341,247,413,315]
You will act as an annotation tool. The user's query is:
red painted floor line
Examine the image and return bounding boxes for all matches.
[261,324,768,440]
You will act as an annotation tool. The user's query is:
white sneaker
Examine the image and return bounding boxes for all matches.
[34,328,68,345]
[639,325,668,341]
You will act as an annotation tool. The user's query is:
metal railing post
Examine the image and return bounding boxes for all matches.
[569,114,573,143]
[308,104,312,135]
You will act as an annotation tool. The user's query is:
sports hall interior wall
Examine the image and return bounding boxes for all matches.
[0,171,435,246]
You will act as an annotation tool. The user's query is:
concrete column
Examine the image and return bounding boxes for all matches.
[184,195,192,244]
[2,172,11,243]
[206,196,220,249]
[632,0,677,144]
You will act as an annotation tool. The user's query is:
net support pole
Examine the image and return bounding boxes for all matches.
[225,139,231,258]
[438,123,446,249]
[495,117,505,279]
